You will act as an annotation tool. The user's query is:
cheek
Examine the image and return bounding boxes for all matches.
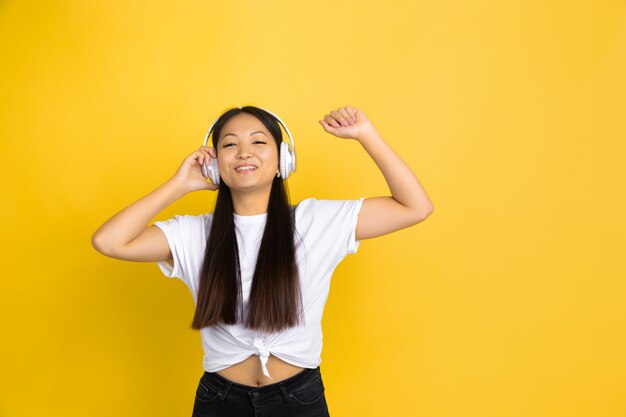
[217,156,231,171]
[263,148,279,163]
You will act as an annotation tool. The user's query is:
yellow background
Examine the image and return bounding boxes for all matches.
[1,1,625,416]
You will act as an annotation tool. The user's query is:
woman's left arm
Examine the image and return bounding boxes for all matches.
[319,105,434,241]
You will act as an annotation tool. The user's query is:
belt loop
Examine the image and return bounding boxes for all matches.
[278,381,292,402]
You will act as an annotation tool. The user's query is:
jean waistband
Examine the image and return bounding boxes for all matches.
[201,366,321,403]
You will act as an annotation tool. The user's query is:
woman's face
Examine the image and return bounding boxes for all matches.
[215,113,279,191]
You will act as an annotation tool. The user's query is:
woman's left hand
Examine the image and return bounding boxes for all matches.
[318,105,376,141]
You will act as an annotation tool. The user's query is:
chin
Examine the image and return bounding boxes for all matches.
[223,176,274,189]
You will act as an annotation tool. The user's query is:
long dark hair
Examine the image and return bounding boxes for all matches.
[191,106,304,334]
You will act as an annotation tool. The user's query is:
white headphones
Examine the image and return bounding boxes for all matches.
[201,106,296,186]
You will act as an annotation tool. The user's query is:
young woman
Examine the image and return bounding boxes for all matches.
[91,105,434,417]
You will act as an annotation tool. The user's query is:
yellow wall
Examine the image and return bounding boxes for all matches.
[1,1,625,416]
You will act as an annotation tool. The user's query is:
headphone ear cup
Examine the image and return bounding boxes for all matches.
[280,141,294,179]
[207,157,220,185]
[201,161,209,178]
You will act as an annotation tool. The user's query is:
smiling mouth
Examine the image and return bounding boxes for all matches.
[235,166,258,173]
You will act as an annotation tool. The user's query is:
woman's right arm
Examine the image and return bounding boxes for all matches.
[91,146,217,262]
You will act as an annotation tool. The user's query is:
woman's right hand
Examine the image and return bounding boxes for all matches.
[172,146,219,192]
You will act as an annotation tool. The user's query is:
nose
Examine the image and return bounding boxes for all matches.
[236,144,253,159]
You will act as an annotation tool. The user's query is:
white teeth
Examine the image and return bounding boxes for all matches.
[236,166,257,172]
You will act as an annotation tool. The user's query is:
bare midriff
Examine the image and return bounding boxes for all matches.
[215,353,306,387]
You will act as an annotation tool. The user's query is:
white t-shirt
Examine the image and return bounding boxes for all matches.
[152,197,365,380]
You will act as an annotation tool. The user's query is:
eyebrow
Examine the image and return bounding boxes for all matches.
[221,131,266,139]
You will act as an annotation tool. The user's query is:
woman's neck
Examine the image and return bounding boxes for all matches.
[231,189,271,216]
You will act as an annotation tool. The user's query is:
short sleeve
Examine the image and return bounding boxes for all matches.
[152,214,206,284]
[152,216,186,279]
[313,197,365,258]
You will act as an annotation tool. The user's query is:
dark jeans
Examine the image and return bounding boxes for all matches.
[192,365,330,417]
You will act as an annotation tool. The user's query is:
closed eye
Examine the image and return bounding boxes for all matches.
[223,141,266,147]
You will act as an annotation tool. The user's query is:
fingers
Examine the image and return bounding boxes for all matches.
[197,146,216,165]
[323,114,341,128]
[345,105,358,119]
[338,108,356,125]
[319,119,335,130]
[323,105,358,127]
[330,109,353,127]
[196,151,207,165]
[201,146,216,158]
